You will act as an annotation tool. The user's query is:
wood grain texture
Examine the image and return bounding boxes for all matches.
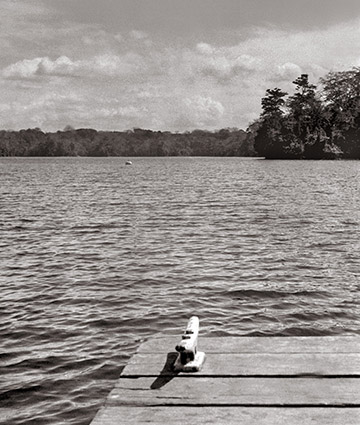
[122,352,360,376]
[91,407,360,425]
[138,336,360,354]
[107,377,360,406]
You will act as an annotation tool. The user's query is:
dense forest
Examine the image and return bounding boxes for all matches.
[254,67,360,159]
[0,127,254,157]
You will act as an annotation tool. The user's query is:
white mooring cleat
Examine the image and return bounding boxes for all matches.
[173,316,206,372]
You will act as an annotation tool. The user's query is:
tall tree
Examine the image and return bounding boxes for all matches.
[287,74,317,135]
[320,67,360,157]
[320,67,360,122]
[254,88,290,158]
[261,88,288,121]
[287,74,327,158]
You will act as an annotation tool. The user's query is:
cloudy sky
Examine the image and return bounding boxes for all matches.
[2,0,360,132]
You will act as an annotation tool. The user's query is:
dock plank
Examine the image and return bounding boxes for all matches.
[107,377,360,406]
[123,352,360,376]
[138,336,360,354]
[91,407,360,425]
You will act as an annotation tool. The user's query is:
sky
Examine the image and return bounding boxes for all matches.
[2,0,360,132]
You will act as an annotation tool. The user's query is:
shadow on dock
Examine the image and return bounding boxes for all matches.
[150,352,179,390]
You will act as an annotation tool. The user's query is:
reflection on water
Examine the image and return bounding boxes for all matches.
[1,157,359,424]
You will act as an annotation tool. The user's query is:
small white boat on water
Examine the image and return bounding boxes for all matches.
[125,160,132,165]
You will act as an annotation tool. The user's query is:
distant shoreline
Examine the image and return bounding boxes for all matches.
[0,127,256,157]
[1,126,359,159]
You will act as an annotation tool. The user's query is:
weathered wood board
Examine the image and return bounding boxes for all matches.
[138,336,360,354]
[92,407,360,425]
[90,337,360,424]
[123,352,360,376]
[108,377,360,405]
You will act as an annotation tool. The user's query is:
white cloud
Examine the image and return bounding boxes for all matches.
[0,88,146,131]
[2,58,42,79]
[196,42,214,55]
[130,30,149,40]
[177,96,225,127]
[272,62,303,82]
[200,53,260,81]
[0,103,11,113]
[95,105,142,118]
[2,54,148,80]
[178,43,262,84]
[114,33,123,43]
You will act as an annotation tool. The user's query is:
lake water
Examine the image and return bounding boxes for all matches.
[1,157,359,424]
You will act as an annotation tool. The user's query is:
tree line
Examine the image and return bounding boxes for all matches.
[0,127,255,157]
[2,67,360,159]
[254,68,360,159]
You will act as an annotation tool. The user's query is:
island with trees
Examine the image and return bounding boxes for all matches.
[254,67,360,159]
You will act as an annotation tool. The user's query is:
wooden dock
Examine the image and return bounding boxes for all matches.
[91,336,360,424]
